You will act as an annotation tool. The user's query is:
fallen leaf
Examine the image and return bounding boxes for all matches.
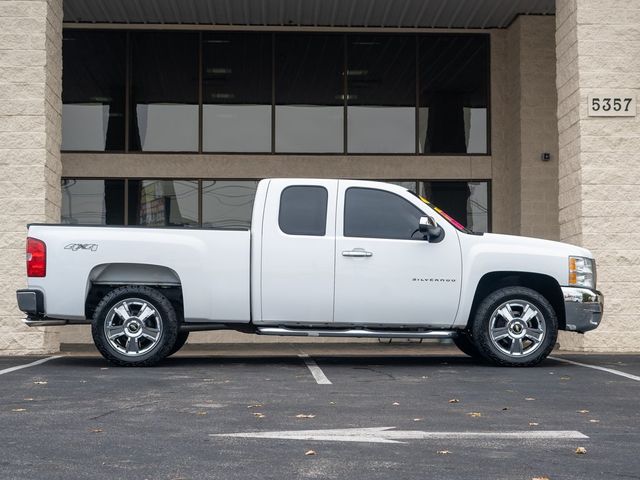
[329,402,336,405]
[577,409,589,414]
[89,428,103,433]
[448,399,460,404]
[304,450,316,456]
[11,408,26,412]
[196,411,207,416]
[529,422,539,426]
[532,476,550,480]
[421,376,429,379]
[247,404,263,409]
[392,402,400,406]
[413,418,423,422]
[525,397,535,401]
[295,414,316,419]
[575,447,587,455]
[467,412,482,417]
[589,419,600,423]
[560,376,571,380]
[252,413,265,419]
[23,398,34,401]
[437,450,451,455]
[502,407,509,411]
[33,381,47,385]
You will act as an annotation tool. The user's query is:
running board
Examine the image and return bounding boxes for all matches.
[257,327,456,339]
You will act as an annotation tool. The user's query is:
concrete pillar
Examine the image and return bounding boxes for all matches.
[0,0,63,354]
[556,0,640,351]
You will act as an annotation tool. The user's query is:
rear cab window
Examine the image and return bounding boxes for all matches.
[278,186,328,236]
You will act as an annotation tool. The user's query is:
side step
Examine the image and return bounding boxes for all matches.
[257,326,456,339]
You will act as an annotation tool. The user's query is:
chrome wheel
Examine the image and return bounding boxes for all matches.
[488,300,546,357]
[104,298,163,356]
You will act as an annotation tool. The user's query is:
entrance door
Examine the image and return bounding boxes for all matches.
[334,181,462,327]
[260,179,337,324]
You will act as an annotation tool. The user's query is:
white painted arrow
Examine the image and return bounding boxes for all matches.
[211,427,589,444]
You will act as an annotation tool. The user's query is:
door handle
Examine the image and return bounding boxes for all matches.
[342,249,373,258]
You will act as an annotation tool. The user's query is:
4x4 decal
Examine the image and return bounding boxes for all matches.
[64,243,98,252]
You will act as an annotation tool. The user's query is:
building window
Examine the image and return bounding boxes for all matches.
[62,30,490,155]
[418,36,489,154]
[347,35,416,154]
[129,32,199,152]
[203,33,272,152]
[62,31,126,151]
[202,180,259,229]
[127,180,199,227]
[275,34,344,153]
[61,179,125,225]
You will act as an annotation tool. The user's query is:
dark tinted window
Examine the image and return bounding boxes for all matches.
[61,179,125,225]
[279,186,328,236]
[418,35,489,154]
[347,35,416,153]
[203,33,272,152]
[62,31,126,151]
[129,32,198,152]
[344,188,423,239]
[276,34,344,153]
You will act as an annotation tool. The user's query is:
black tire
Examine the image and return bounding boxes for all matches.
[453,332,483,359]
[91,285,178,367]
[168,331,190,357]
[471,286,558,367]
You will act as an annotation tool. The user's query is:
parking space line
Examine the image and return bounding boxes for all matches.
[298,353,332,385]
[549,356,640,382]
[0,355,62,376]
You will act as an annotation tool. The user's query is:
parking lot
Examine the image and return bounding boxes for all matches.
[1,343,639,480]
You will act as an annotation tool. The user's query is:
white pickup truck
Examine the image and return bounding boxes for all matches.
[16,179,603,367]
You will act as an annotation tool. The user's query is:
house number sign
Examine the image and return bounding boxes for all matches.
[588,92,636,117]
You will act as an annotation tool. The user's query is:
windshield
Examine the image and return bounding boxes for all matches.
[408,190,472,234]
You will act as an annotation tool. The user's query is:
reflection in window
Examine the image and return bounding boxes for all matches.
[347,36,415,153]
[202,180,258,229]
[128,180,198,227]
[62,31,126,151]
[61,179,125,225]
[418,36,489,154]
[203,33,272,152]
[421,181,489,232]
[279,186,328,236]
[130,33,198,152]
[276,34,344,153]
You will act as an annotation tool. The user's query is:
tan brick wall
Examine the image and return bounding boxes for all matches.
[0,0,62,354]
[556,0,640,352]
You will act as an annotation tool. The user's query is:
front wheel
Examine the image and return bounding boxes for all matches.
[92,286,178,367]
[471,286,557,367]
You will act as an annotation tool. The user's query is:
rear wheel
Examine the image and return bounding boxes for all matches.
[92,286,178,367]
[471,286,557,367]
[168,331,190,357]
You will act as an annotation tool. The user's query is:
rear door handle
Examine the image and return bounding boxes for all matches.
[342,249,373,258]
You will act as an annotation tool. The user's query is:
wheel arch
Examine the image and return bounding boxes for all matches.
[85,263,184,321]
[467,271,565,331]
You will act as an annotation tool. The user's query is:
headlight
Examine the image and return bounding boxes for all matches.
[569,256,596,289]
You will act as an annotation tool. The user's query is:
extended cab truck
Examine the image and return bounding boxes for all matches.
[16,179,603,367]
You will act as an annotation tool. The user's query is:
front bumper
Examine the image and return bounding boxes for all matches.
[561,286,604,333]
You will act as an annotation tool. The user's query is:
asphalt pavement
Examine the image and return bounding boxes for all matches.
[1,343,639,480]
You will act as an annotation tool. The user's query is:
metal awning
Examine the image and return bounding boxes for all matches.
[63,0,554,29]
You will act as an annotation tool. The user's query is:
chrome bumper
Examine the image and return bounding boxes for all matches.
[562,287,604,333]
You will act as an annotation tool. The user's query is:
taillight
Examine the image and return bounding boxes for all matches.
[26,237,46,277]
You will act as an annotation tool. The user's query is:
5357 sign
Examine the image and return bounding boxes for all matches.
[588,93,636,117]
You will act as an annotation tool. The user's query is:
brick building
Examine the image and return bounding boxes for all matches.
[0,0,638,353]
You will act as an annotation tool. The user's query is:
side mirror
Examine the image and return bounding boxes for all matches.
[419,216,444,243]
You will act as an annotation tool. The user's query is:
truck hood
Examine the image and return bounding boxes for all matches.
[477,233,593,259]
